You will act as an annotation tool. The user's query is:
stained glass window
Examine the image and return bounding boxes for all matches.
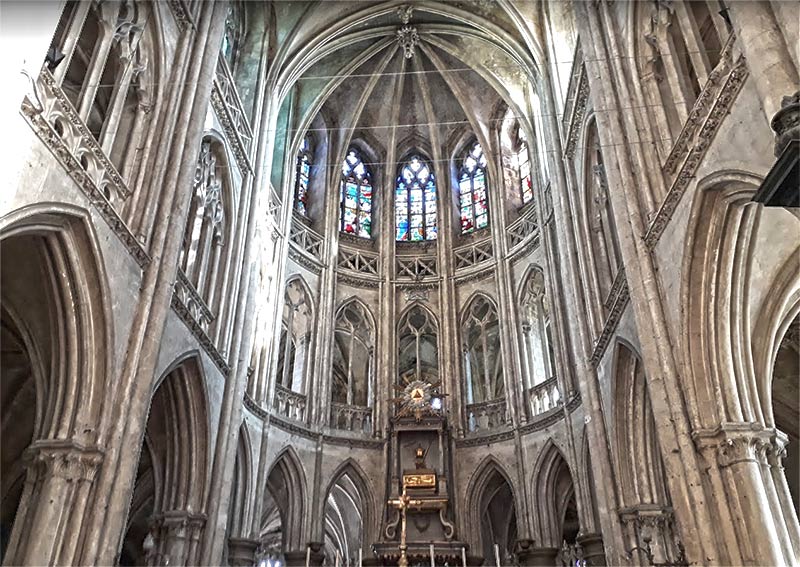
[518,128,533,204]
[395,156,437,241]
[458,142,489,234]
[339,148,373,238]
[294,135,313,216]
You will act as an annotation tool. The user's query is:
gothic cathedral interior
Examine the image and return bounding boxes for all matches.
[1,1,798,566]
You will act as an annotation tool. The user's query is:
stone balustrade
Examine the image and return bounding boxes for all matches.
[466,397,507,433]
[528,377,561,418]
[329,402,372,434]
[272,384,307,422]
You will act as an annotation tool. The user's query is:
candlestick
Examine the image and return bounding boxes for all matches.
[430,543,435,567]
[358,548,362,567]
[305,546,311,567]
[494,544,500,567]
[461,546,467,567]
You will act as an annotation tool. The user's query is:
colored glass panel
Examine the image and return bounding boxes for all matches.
[339,149,373,238]
[459,141,489,234]
[395,156,437,241]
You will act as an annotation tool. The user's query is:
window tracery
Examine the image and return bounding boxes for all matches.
[180,139,228,307]
[517,128,533,205]
[221,2,243,72]
[395,155,437,241]
[463,296,504,404]
[398,306,439,383]
[294,135,313,216]
[332,301,374,407]
[275,279,313,394]
[458,142,489,233]
[520,269,556,389]
[339,149,373,238]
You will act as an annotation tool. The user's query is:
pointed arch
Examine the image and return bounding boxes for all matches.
[228,422,254,538]
[339,146,374,238]
[461,293,504,407]
[395,153,438,241]
[120,354,211,566]
[397,303,440,384]
[466,456,519,563]
[335,296,377,335]
[530,440,579,548]
[0,205,113,441]
[610,341,669,509]
[266,446,307,550]
[321,458,377,563]
[681,170,798,430]
[457,139,490,233]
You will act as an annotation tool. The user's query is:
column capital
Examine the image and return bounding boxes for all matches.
[24,439,104,482]
[692,422,787,468]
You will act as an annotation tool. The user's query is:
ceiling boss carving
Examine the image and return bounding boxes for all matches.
[397,26,420,59]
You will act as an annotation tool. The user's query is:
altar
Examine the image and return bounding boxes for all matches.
[372,378,476,567]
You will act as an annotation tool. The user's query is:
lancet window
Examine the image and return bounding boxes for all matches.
[274,279,313,394]
[520,269,556,388]
[458,142,489,233]
[48,1,153,183]
[517,128,533,204]
[221,2,243,72]
[331,301,374,407]
[398,306,439,383]
[395,156,437,241]
[585,123,621,311]
[294,135,313,216]
[463,296,504,404]
[180,139,229,309]
[339,149,373,238]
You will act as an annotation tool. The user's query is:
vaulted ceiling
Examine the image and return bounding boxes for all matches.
[267,1,545,188]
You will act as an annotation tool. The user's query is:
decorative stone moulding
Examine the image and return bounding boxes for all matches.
[771,90,800,156]
[171,280,230,377]
[211,55,253,174]
[272,384,307,422]
[507,204,540,253]
[288,219,324,262]
[21,67,150,268]
[646,46,748,249]
[396,256,438,279]
[590,275,630,367]
[692,423,789,468]
[563,68,589,160]
[168,0,193,30]
[338,247,380,276]
[397,26,420,59]
[453,238,494,270]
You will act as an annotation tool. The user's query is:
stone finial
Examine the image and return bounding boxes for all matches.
[397,5,413,25]
[771,90,800,156]
[397,26,420,59]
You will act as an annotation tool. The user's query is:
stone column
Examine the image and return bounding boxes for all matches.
[5,440,103,567]
[727,1,799,122]
[154,510,206,566]
[576,533,606,566]
[693,424,799,565]
[284,542,324,567]
[227,537,259,566]
[514,540,559,567]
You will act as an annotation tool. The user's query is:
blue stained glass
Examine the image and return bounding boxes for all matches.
[396,155,437,241]
[459,141,490,234]
[340,149,373,238]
